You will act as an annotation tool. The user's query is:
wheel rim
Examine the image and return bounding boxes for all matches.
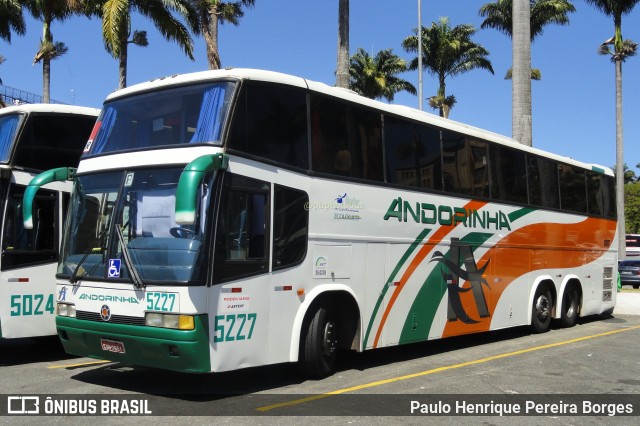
[322,321,337,358]
[535,293,550,321]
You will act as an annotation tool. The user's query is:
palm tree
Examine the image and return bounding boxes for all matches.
[98,0,199,89]
[25,0,87,103]
[189,0,255,70]
[0,0,26,43]
[479,0,576,79]
[403,17,494,118]
[585,0,640,258]
[336,0,349,88]
[349,48,416,102]
[512,0,532,146]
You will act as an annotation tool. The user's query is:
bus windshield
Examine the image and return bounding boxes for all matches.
[85,82,236,156]
[59,167,213,285]
[0,113,24,162]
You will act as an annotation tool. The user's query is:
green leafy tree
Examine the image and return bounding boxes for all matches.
[625,182,640,233]
[585,0,639,256]
[0,0,26,43]
[97,0,198,89]
[349,48,416,102]
[403,17,494,118]
[622,163,638,184]
[26,0,88,103]
[189,0,255,70]
[479,0,576,79]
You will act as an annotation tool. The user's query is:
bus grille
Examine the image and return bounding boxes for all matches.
[602,266,613,302]
[76,311,146,326]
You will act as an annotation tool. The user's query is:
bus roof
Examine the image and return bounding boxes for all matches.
[104,68,613,177]
[0,103,100,117]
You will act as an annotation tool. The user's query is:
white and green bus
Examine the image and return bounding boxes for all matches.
[1,103,98,339]
[24,69,617,377]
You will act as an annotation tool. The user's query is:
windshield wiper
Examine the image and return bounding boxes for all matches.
[69,229,106,284]
[115,224,144,289]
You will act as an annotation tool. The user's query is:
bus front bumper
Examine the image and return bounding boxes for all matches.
[56,315,211,373]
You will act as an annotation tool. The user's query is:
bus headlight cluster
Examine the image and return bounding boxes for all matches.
[145,312,195,330]
[57,303,76,318]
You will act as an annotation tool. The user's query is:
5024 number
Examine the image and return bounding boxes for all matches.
[10,294,55,316]
[214,313,257,343]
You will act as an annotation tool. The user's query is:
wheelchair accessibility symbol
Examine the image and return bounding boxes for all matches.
[108,259,121,278]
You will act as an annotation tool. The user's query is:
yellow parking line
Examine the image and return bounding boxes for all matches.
[48,360,113,369]
[257,325,640,412]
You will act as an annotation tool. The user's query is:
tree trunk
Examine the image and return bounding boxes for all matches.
[336,0,349,88]
[42,58,50,103]
[205,6,221,70]
[119,36,127,89]
[615,58,625,257]
[42,19,52,103]
[512,0,532,146]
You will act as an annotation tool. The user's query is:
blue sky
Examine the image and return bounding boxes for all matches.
[1,0,639,171]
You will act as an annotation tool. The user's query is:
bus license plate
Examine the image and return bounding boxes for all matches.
[100,339,126,354]
[621,271,632,275]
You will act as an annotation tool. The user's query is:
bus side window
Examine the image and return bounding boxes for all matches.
[213,174,270,283]
[1,186,57,270]
[273,185,308,269]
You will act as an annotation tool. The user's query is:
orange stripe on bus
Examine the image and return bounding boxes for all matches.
[372,200,488,348]
[440,216,617,338]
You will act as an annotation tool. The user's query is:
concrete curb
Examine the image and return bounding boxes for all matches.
[613,292,640,315]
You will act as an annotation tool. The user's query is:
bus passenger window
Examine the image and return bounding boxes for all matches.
[228,83,308,169]
[528,156,560,209]
[273,185,308,269]
[559,164,587,213]
[1,186,57,270]
[384,117,442,190]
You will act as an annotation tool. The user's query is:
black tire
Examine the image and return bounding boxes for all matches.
[633,284,639,289]
[559,285,579,328]
[531,285,553,333]
[299,304,338,379]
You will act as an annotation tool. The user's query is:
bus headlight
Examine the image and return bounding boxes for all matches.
[57,303,76,318]
[145,313,195,330]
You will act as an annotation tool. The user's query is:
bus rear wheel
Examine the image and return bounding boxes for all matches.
[559,285,579,328]
[531,285,552,333]
[300,304,338,379]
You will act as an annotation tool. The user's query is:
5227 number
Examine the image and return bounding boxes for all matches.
[214,313,257,343]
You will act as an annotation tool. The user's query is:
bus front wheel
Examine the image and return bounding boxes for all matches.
[299,304,338,379]
[531,285,552,333]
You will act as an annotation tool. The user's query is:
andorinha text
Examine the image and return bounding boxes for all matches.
[79,294,140,304]
[384,197,511,231]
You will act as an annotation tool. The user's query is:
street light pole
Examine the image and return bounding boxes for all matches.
[418,0,423,111]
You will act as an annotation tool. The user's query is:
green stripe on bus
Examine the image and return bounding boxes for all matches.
[398,232,494,344]
[508,207,535,223]
[362,228,431,348]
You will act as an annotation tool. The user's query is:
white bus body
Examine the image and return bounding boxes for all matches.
[0,104,98,339]
[24,70,617,376]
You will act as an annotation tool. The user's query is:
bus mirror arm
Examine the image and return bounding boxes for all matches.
[23,167,76,230]
[175,153,228,225]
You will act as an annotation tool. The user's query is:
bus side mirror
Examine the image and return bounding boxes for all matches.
[23,167,76,229]
[175,153,228,225]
